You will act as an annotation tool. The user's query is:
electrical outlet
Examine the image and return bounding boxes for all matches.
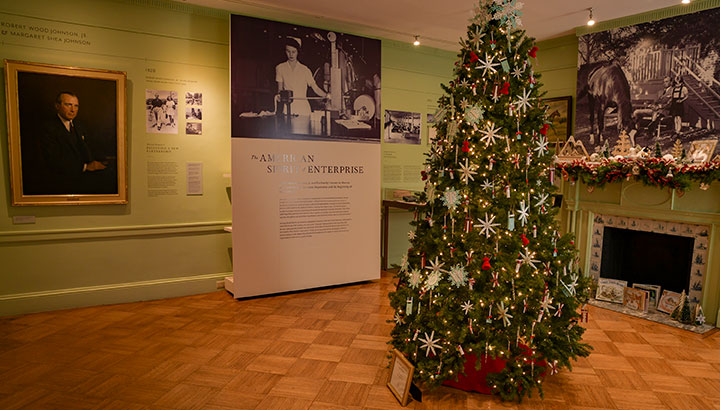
[216,280,225,289]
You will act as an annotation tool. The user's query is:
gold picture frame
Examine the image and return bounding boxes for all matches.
[4,60,127,205]
[544,96,572,143]
[387,348,415,406]
[688,139,718,164]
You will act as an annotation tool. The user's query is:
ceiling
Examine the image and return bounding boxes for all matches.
[180,0,688,49]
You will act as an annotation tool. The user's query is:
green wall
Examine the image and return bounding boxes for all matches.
[0,0,454,315]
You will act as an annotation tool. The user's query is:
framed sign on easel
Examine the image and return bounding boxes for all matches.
[387,349,415,406]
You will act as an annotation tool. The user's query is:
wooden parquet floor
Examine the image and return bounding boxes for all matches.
[1,271,719,410]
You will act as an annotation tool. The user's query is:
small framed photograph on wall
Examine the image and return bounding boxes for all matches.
[544,96,572,143]
[387,348,414,406]
[4,60,127,205]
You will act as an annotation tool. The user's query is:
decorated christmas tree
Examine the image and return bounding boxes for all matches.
[388,0,591,402]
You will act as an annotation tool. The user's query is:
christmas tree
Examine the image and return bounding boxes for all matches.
[654,142,663,158]
[671,139,683,160]
[612,131,633,156]
[671,290,692,324]
[388,0,591,402]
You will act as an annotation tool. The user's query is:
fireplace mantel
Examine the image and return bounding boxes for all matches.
[560,179,720,325]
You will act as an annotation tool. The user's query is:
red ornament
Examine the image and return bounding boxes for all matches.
[470,51,479,63]
[521,234,530,246]
[539,123,549,136]
[500,82,510,95]
[421,170,428,181]
[462,140,470,152]
[481,257,492,271]
[528,46,538,58]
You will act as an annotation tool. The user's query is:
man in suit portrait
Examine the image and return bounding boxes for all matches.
[28,91,112,194]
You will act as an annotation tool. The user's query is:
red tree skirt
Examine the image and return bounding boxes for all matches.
[442,353,504,394]
[442,349,546,394]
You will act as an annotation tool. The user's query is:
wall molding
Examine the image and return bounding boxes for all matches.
[0,221,232,243]
[0,271,231,316]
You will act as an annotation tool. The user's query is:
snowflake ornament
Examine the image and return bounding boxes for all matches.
[419,330,441,356]
[492,0,524,28]
[448,264,469,288]
[540,293,555,315]
[442,188,462,211]
[470,0,493,24]
[476,53,500,76]
[496,301,513,327]
[518,200,530,226]
[470,26,485,48]
[408,269,423,289]
[427,256,446,276]
[534,192,549,209]
[394,313,404,324]
[479,122,503,146]
[461,300,474,315]
[460,97,470,111]
[515,88,534,113]
[458,158,478,185]
[512,65,524,79]
[407,230,416,241]
[517,250,539,270]
[475,212,500,238]
[481,179,494,192]
[534,135,549,157]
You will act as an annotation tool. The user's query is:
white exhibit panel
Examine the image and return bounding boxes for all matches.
[229,14,382,297]
[231,138,380,297]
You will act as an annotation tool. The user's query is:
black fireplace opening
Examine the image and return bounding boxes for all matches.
[600,227,693,294]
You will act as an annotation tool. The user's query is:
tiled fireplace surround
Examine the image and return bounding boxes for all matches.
[561,180,720,326]
[588,214,708,305]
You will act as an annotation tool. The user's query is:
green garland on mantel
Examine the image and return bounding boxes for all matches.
[555,158,720,193]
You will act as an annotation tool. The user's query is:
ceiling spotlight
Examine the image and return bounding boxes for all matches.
[587,8,595,26]
[681,0,690,4]
[413,35,420,46]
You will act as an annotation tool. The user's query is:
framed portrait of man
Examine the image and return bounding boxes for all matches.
[4,60,127,205]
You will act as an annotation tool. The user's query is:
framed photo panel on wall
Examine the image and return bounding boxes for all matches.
[4,60,127,205]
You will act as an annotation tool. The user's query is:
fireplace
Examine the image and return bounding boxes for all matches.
[600,227,694,296]
[588,214,709,305]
